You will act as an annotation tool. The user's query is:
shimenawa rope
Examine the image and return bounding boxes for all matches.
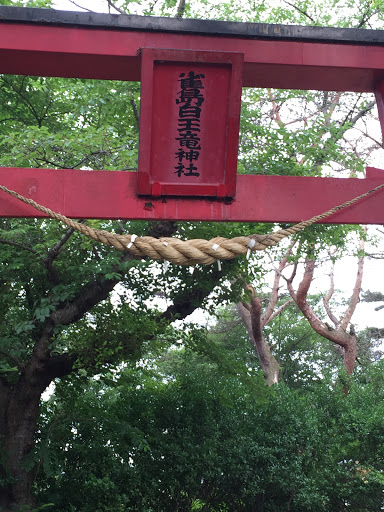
[0,182,383,266]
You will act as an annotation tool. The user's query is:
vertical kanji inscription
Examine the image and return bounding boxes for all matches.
[174,71,205,178]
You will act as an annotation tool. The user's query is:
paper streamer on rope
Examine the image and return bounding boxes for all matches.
[247,239,256,259]
[127,234,137,249]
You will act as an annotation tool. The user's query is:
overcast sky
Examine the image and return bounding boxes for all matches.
[53,0,110,12]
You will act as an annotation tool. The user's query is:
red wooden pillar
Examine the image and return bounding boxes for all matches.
[375,80,384,143]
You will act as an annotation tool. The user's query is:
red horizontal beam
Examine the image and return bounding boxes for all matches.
[0,167,383,224]
[1,23,384,91]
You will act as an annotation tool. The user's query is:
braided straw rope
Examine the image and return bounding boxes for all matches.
[0,182,383,266]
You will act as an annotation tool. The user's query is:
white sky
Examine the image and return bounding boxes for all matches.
[53,0,109,12]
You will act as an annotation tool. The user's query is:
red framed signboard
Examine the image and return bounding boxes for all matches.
[137,49,243,198]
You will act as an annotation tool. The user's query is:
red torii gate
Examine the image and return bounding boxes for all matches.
[1,5,384,225]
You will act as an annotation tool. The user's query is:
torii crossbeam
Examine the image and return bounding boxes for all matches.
[1,5,384,224]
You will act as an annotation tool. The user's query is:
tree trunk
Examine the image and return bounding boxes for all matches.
[344,337,357,375]
[0,375,48,511]
[237,249,296,385]
[0,323,61,511]
[237,299,280,386]
[287,256,362,379]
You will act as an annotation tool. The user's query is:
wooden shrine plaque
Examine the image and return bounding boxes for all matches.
[137,49,243,198]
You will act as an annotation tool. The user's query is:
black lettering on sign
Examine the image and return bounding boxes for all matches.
[174,71,204,178]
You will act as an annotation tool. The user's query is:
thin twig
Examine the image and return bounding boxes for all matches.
[365,251,384,259]
[350,100,376,126]
[130,98,140,130]
[267,298,295,324]
[2,77,44,127]
[354,127,383,149]
[68,0,94,12]
[356,8,380,29]
[34,158,72,170]
[323,258,340,328]
[0,238,37,254]
[115,221,127,235]
[148,0,160,14]
[107,0,126,14]
[282,0,316,23]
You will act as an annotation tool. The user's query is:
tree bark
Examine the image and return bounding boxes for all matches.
[287,253,362,376]
[237,247,295,385]
[1,384,44,510]
[0,348,58,511]
[237,298,280,386]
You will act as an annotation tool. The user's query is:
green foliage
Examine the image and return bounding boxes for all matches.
[35,352,384,512]
[238,88,366,179]
[185,0,384,28]
[0,76,139,170]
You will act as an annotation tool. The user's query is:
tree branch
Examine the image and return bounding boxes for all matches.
[262,242,295,326]
[237,301,252,336]
[288,258,335,342]
[323,259,340,328]
[355,6,380,28]
[340,235,365,331]
[285,257,299,290]
[238,295,280,385]
[34,157,71,170]
[44,353,78,380]
[0,238,37,254]
[267,298,294,324]
[267,90,285,128]
[43,225,83,285]
[175,0,186,18]
[107,0,126,14]
[349,100,375,125]
[2,77,44,127]
[45,226,79,264]
[51,276,119,327]
[282,0,316,23]
[324,92,342,126]
[287,257,357,375]
[250,295,263,346]
[68,0,94,11]
[130,98,140,130]
[148,0,160,13]
[147,221,178,238]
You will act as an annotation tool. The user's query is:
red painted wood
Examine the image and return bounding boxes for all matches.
[1,23,384,91]
[138,49,243,197]
[1,20,384,224]
[0,167,383,224]
[375,80,384,143]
